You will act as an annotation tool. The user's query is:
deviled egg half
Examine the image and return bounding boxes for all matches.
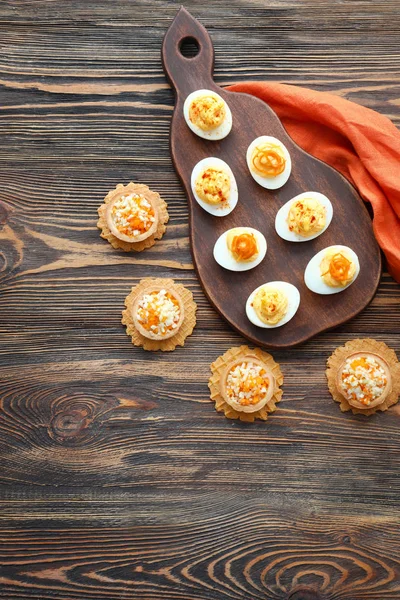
[213,227,267,272]
[246,281,300,328]
[246,135,291,190]
[183,89,232,140]
[275,192,333,242]
[191,157,238,217]
[304,245,360,295]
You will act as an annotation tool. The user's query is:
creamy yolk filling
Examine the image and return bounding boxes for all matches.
[251,142,286,178]
[287,198,326,237]
[341,356,388,406]
[136,290,181,338]
[226,361,270,407]
[111,194,155,238]
[195,167,230,205]
[252,287,288,325]
[320,250,356,287]
[227,232,258,262]
[189,95,226,131]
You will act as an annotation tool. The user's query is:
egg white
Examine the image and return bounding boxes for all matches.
[191,157,238,217]
[275,191,333,242]
[246,135,291,190]
[246,281,300,328]
[304,245,360,295]
[183,89,232,140]
[213,227,267,272]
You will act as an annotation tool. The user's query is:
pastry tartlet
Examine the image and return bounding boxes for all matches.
[209,345,283,422]
[326,339,400,415]
[122,278,196,351]
[97,182,169,252]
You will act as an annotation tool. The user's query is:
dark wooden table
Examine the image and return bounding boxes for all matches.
[1,2,399,599]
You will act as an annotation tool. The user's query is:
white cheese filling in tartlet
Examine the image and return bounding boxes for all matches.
[225,361,270,409]
[340,355,388,406]
[111,193,156,239]
[135,289,181,339]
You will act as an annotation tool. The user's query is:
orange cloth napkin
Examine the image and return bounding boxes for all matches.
[227,81,400,283]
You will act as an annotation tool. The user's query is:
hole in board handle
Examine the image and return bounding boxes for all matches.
[179,36,200,58]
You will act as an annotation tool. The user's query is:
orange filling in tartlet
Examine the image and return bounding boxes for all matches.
[226,361,270,408]
[252,287,288,325]
[111,194,155,238]
[251,142,286,178]
[136,289,181,338]
[228,232,258,262]
[287,197,326,237]
[340,355,388,407]
[189,94,226,131]
[320,249,356,287]
[195,167,230,205]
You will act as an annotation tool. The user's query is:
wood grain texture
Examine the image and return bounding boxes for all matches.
[162,7,381,349]
[0,1,399,599]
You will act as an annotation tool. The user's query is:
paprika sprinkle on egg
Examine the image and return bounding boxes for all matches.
[287,197,326,237]
[183,89,232,140]
[195,167,231,205]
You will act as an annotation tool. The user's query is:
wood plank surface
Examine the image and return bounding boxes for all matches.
[0,1,399,599]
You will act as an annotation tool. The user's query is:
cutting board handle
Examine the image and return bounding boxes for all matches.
[161,7,215,98]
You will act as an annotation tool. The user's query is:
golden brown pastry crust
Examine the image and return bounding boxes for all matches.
[97,182,168,252]
[208,345,283,422]
[122,278,196,352]
[326,339,400,415]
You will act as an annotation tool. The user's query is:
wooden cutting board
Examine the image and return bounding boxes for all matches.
[162,7,381,349]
